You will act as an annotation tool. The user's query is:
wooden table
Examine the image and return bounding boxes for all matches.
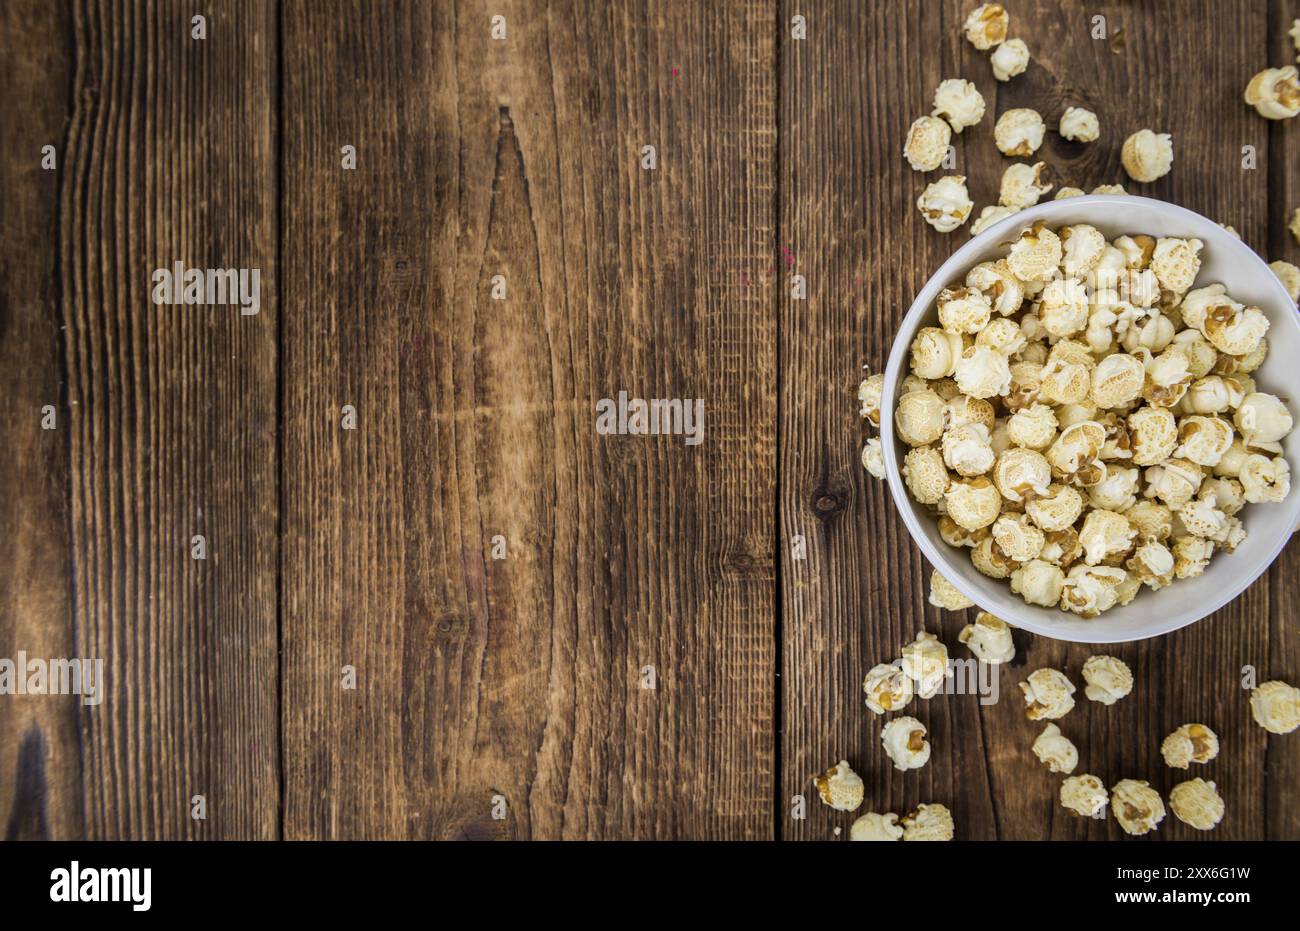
[1,0,1297,840]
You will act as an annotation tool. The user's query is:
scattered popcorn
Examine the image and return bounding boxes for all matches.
[1058,106,1100,142]
[999,162,1052,209]
[958,611,1016,663]
[1244,66,1300,119]
[1269,259,1300,302]
[814,760,864,812]
[901,630,950,698]
[971,204,1017,236]
[929,569,974,610]
[990,37,1030,81]
[1111,779,1166,835]
[882,716,932,771]
[849,811,904,841]
[994,108,1046,157]
[859,371,884,424]
[1169,778,1224,831]
[1032,723,1078,773]
[905,115,953,172]
[933,78,986,133]
[1081,655,1133,705]
[901,803,954,841]
[1092,183,1127,195]
[1055,186,1085,199]
[1291,208,1300,246]
[1120,130,1173,183]
[918,175,974,232]
[1249,680,1300,734]
[963,3,1008,50]
[1021,668,1076,720]
[862,439,886,479]
[1292,19,1300,59]
[863,662,914,715]
[1060,774,1108,817]
[1161,723,1219,769]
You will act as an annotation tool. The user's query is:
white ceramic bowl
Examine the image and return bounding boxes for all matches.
[881,196,1300,643]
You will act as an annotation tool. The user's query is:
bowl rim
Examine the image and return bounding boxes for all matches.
[880,194,1300,643]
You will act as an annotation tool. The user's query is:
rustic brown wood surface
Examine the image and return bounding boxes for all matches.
[0,0,1297,840]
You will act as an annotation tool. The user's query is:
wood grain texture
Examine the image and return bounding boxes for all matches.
[780,0,1300,840]
[279,0,776,840]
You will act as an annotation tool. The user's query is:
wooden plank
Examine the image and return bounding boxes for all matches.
[780,0,1297,839]
[0,0,81,841]
[280,0,776,840]
[51,0,280,839]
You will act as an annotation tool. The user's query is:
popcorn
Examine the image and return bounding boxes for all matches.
[1060,564,1127,617]
[814,760,864,811]
[943,422,997,477]
[1060,774,1108,817]
[998,161,1051,209]
[993,447,1052,502]
[1249,680,1300,734]
[963,3,1008,50]
[1055,186,1085,199]
[1161,723,1219,769]
[967,260,1026,315]
[1239,454,1290,504]
[1143,458,1204,509]
[938,287,993,334]
[862,440,886,479]
[1185,375,1244,415]
[1141,346,1193,408]
[1270,259,1300,302]
[990,37,1030,81]
[1060,224,1106,277]
[933,78,986,132]
[994,108,1046,157]
[1039,277,1091,338]
[1244,66,1300,119]
[1090,353,1145,409]
[1235,392,1293,448]
[1092,183,1127,195]
[1213,439,1252,478]
[1293,208,1300,246]
[1046,421,1107,485]
[901,630,950,698]
[992,513,1046,562]
[958,611,1015,663]
[929,569,974,610]
[1058,106,1100,142]
[1199,476,1245,515]
[1038,359,1091,406]
[904,446,950,504]
[849,812,904,841]
[977,318,1027,356]
[1128,406,1178,465]
[1021,668,1076,719]
[971,204,1017,236]
[947,394,997,431]
[1172,535,1214,579]
[863,662,914,715]
[1111,779,1166,835]
[1175,415,1235,468]
[1010,559,1066,607]
[909,328,963,379]
[972,534,1018,578]
[1007,403,1058,450]
[1151,238,1202,295]
[1032,723,1078,773]
[1121,130,1173,183]
[955,346,1013,399]
[901,803,954,841]
[1007,222,1062,281]
[1127,540,1174,589]
[1081,655,1133,704]
[1025,483,1084,531]
[904,115,953,172]
[918,175,974,232]
[882,716,932,771]
[1126,500,1174,542]
[896,388,948,446]
[1169,779,1224,831]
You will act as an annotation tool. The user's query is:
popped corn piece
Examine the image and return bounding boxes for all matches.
[1005,361,1043,412]
[1141,346,1193,408]
[814,760,864,812]
[1169,779,1224,831]
[1121,129,1174,183]
[963,3,1008,49]
[1236,339,1267,375]
[1060,224,1106,277]
[1021,668,1076,720]
[1180,497,1246,551]
[1046,421,1107,486]
[1292,208,1300,246]
[946,476,1003,531]
[896,388,948,446]
[1199,476,1246,516]
[1126,500,1174,542]
[938,287,993,334]
[909,327,964,379]
[1082,655,1133,705]
[976,317,1027,356]
[972,534,1019,578]
[966,259,1026,315]
[1172,534,1214,579]
[863,662,915,715]
[1010,558,1066,607]
[1128,406,1178,465]
[1203,304,1270,357]
[1111,779,1166,835]
[1055,186,1085,199]
[990,38,1030,81]
[917,175,974,232]
[1185,375,1245,415]
[904,115,953,172]
[901,803,954,841]
[992,513,1046,562]
[1090,353,1145,409]
[1143,458,1204,509]
[1235,392,1293,448]
[1244,66,1300,119]
[958,611,1015,663]
[1161,723,1219,769]
[1058,106,1100,142]
[901,373,929,396]
[1079,509,1136,566]
[1121,310,1176,354]
[1007,402,1058,450]
[1007,221,1062,281]
[859,371,884,425]
[1250,680,1300,734]
[954,345,1013,399]
[933,78,986,133]
[1213,438,1252,478]
[947,393,996,430]
[862,439,886,479]
[901,630,950,698]
[1127,540,1175,590]
[971,204,1017,236]
[993,447,1051,502]
[849,811,904,841]
[1032,723,1078,774]
[1175,415,1235,467]
[943,422,996,477]
[994,108,1046,157]
[1025,483,1084,532]
[1092,183,1127,195]
[1239,453,1291,504]
[1038,359,1092,406]
[1039,277,1091,338]
[904,446,950,504]
[939,514,988,548]
[1270,259,1300,302]
[1089,466,1140,511]
[1151,237,1203,295]
[882,716,931,771]
[1060,564,1128,617]
[1292,18,1300,58]
[998,161,1051,208]
[1060,774,1109,817]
